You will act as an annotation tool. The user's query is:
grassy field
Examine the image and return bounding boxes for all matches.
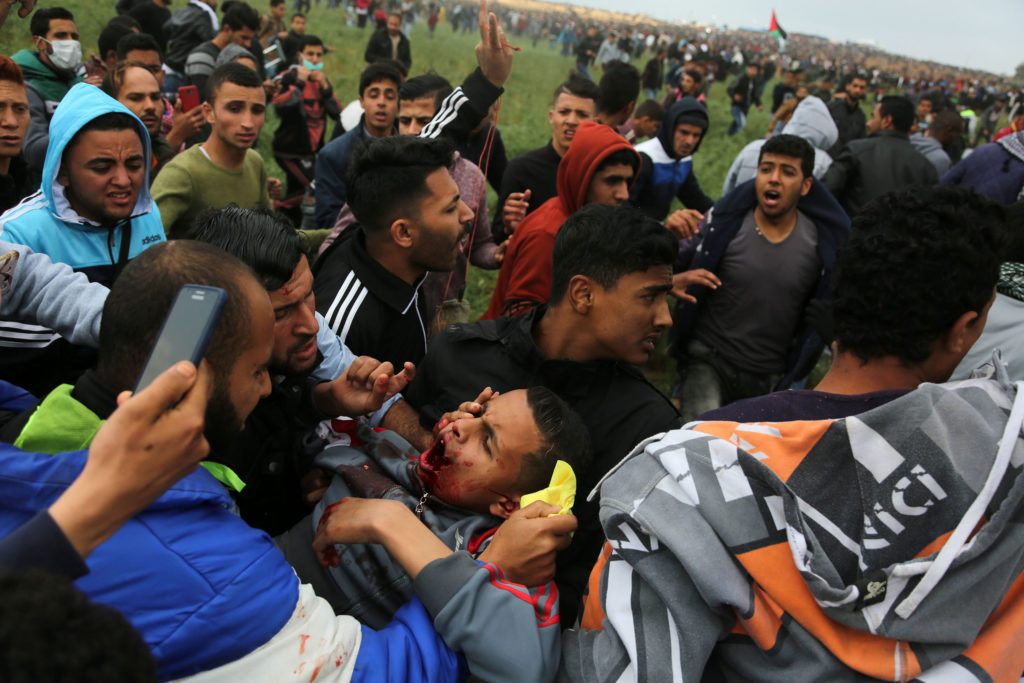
[0,2,844,393]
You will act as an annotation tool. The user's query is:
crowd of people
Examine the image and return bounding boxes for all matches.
[0,0,1024,680]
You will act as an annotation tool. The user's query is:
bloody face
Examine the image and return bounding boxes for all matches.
[417,390,543,515]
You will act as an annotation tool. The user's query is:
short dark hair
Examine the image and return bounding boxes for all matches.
[877,95,915,133]
[291,12,305,20]
[839,72,867,91]
[759,133,814,179]
[550,204,676,304]
[30,7,74,38]
[682,68,702,85]
[593,147,639,175]
[347,135,454,233]
[399,72,452,113]
[63,112,142,169]
[206,60,263,102]
[298,34,324,51]
[930,109,963,136]
[96,240,258,392]
[191,205,308,291]
[514,386,591,495]
[270,0,285,6]
[919,93,939,110]
[358,62,402,98]
[116,32,162,62]
[98,21,135,61]
[632,98,665,121]
[597,62,640,115]
[222,2,260,31]
[0,570,156,682]
[553,71,599,105]
[832,186,1005,364]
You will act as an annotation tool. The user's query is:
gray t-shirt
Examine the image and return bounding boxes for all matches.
[695,209,820,373]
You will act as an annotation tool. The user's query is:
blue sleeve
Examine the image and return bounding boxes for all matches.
[314,143,348,229]
[352,595,468,683]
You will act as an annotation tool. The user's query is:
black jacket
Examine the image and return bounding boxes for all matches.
[163,3,217,72]
[641,56,663,91]
[403,306,680,625]
[728,72,762,113]
[822,130,938,216]
[313,227,429,369]
[826,98,867,158]
[363,28,411,71]
[494,140,561,242]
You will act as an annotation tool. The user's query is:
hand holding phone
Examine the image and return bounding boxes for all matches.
[177,85,201,113]
[134,285,226,393]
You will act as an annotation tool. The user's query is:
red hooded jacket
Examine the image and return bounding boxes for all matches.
[481,121,637,320]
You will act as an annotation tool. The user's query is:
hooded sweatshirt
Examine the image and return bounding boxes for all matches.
[0,83,165,384]
[563,362,1024,682]
[630,97,714,221]
[481,121,636,320]
[721,96,839,195]
[11,49,83,170]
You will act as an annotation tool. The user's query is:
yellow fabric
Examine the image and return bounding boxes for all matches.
[520,460,576,515]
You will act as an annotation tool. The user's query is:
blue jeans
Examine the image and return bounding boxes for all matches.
[728,105,747,136]
[644,88,659,101]
[576,61,593,80]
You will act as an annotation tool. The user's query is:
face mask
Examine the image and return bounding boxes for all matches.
[45,39,82,71]
[302,59,323,71]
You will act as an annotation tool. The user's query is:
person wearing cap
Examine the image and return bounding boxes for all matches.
[628,96,713,239]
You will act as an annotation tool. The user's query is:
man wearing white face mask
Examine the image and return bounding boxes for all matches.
[11,7,96,172]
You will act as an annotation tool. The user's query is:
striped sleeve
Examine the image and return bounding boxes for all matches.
[322,271,369,343]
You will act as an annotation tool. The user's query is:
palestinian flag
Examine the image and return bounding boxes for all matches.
[770,9,788,46]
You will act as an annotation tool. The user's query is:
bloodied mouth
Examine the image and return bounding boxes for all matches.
[418,433,451,476]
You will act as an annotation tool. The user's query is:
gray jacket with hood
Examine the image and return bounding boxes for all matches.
[722,96,838,195]
[560,359,1024,681]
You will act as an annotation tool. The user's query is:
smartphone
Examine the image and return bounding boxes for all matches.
[134,284,227,393]
[0,250,18,296]
[177,85,201,113]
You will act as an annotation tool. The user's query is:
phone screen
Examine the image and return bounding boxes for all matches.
[134,285,226,393]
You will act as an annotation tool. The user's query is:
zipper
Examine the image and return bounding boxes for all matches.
[415,491,429,517]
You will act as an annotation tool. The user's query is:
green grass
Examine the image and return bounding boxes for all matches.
[1,3,844,394]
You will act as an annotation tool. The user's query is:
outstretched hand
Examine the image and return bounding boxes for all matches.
[475,0,515,88]
[671,268,720,304]
[317,357,415,417]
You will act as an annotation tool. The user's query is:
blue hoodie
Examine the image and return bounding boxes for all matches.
[631,97,714,220]
[0,82,165,286]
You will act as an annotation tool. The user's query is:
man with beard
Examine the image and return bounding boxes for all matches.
[191,206,413,534]
[314,136,474,369]
[826,72,868,158]
[0,239,275,485]
[674,134,850,422]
